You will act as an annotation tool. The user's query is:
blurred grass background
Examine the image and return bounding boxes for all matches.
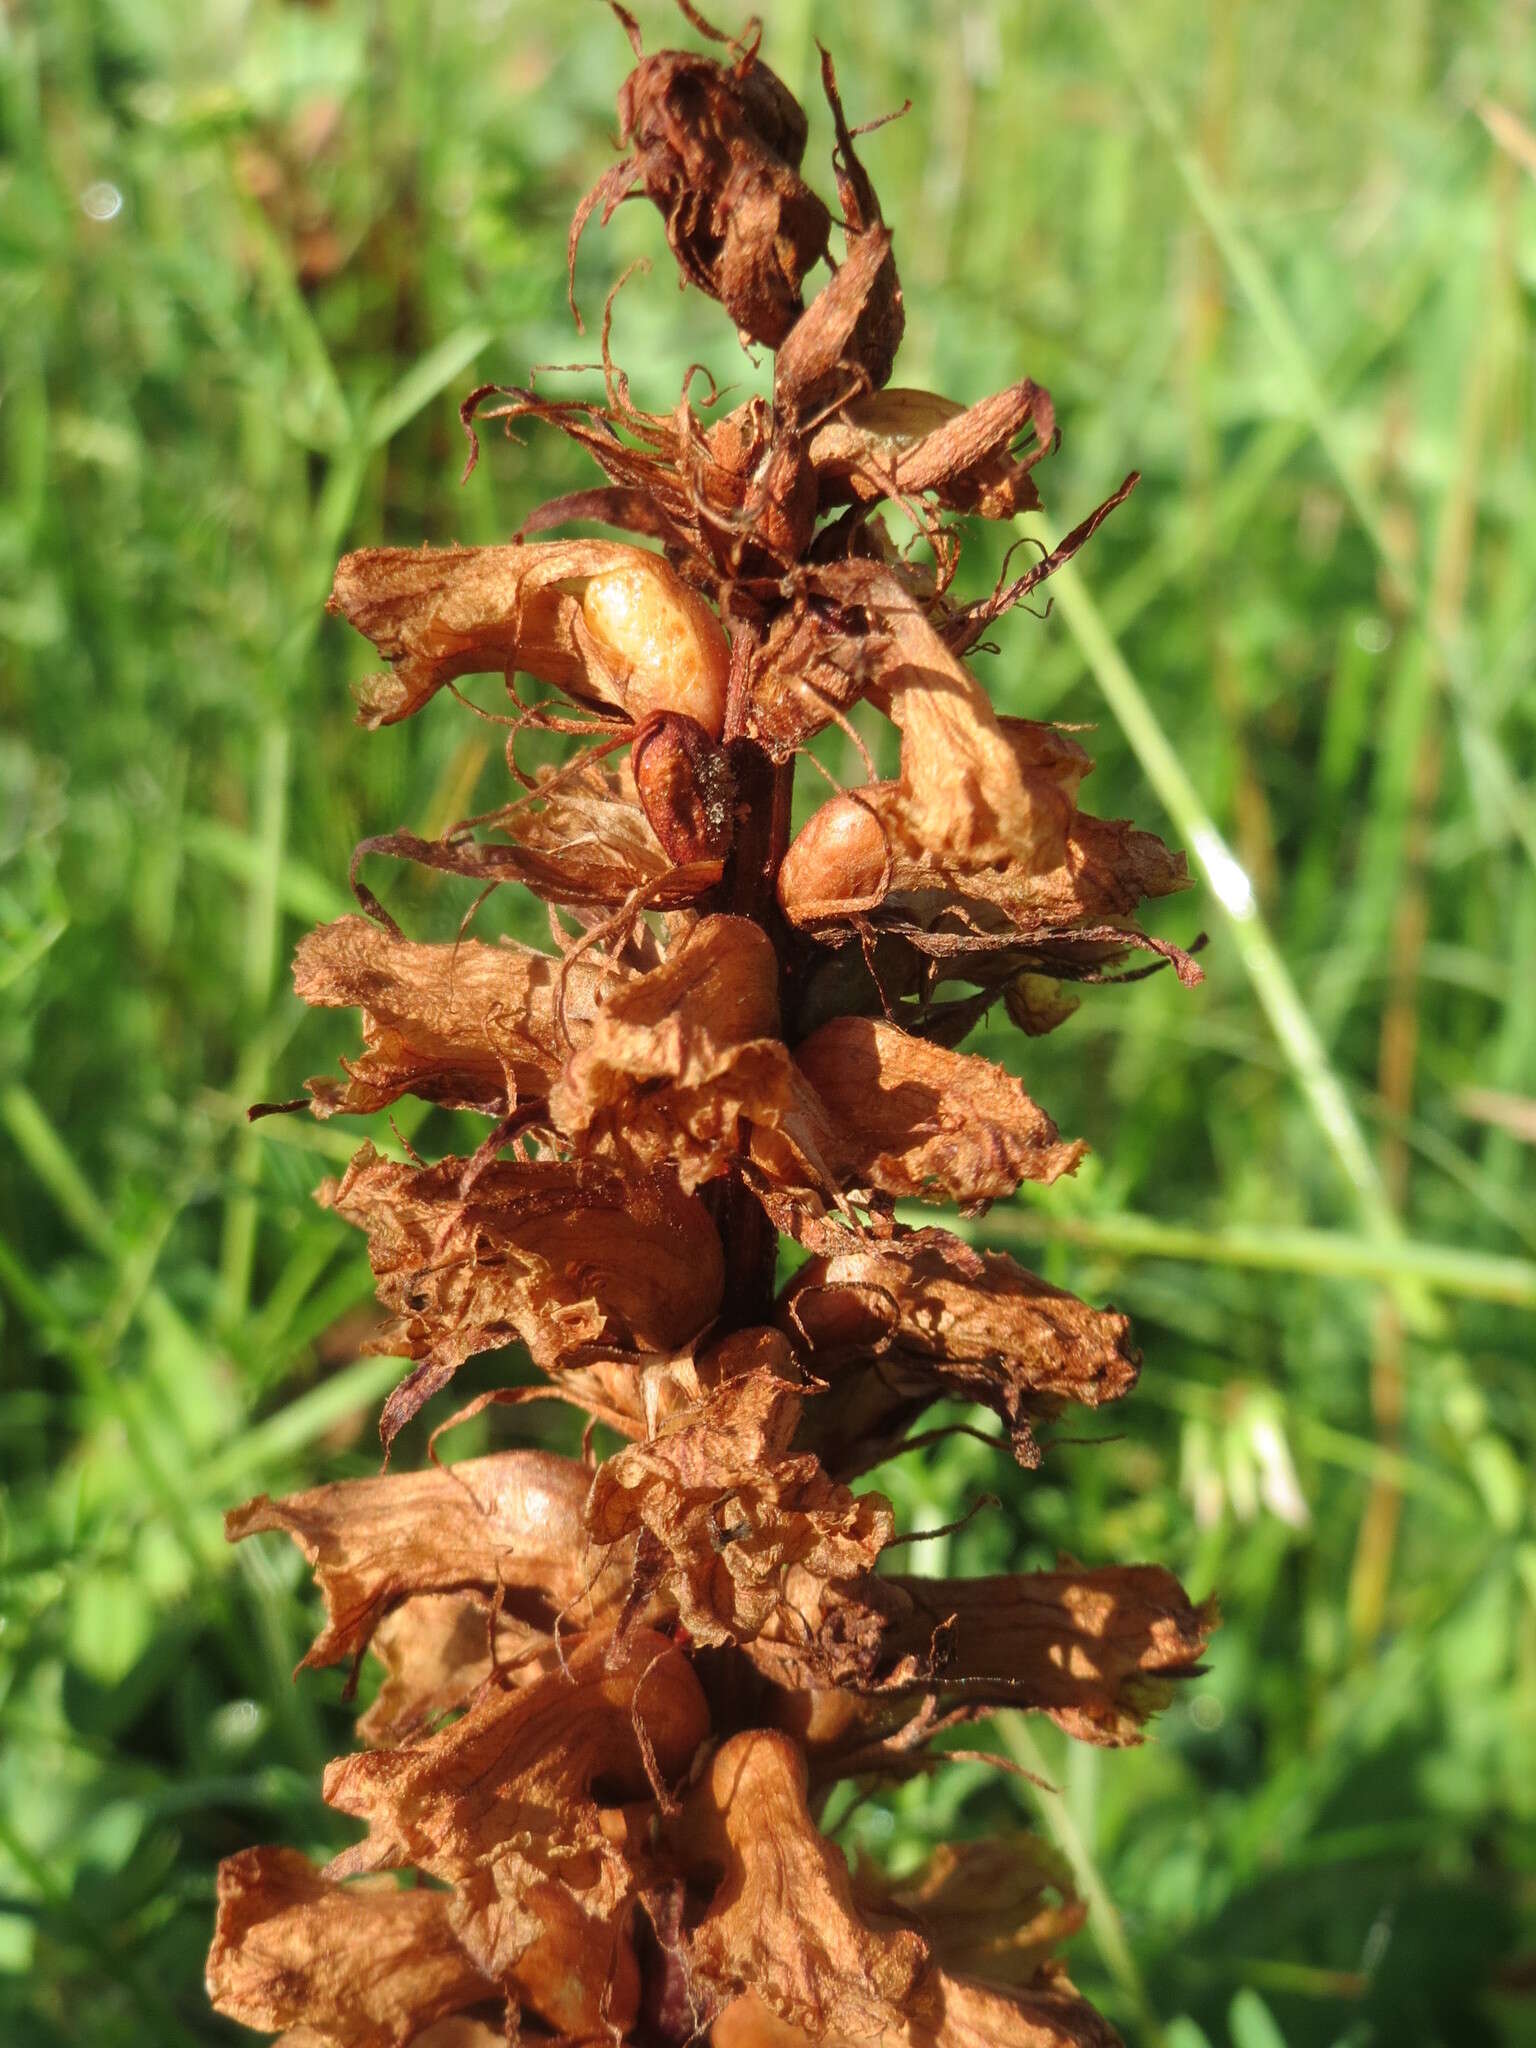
[2,0,1534,2043]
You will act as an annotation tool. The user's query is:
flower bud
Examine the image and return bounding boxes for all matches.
[632,711,736,867]
[776,793,888,925]
[581,557,730,738]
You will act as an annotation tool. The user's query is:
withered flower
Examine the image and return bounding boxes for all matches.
[213,9,1212,2046]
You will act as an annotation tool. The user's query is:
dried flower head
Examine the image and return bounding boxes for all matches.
[210,8,1213,2046]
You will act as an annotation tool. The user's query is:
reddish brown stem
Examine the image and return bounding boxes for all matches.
[705,732,794,1330]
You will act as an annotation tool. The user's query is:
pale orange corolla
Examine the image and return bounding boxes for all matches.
[581,556,730,738]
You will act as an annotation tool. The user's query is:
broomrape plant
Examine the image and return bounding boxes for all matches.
[208,7,1215,2043]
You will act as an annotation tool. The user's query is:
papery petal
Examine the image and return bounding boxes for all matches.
[329,539,726,731]
[226,1449,625,1671]
[671,1732,1116,2048]
[293,916,604,1120]
[856,1838,1085,1989]
[795,1016,1086,1203]
[208,1847,494,2048]
[552,914,839,1197]
[357,1595,555,1748]
[780,1234,1138,1474]
[807,381,1052,522]
[323,1145,725,1450]
[821,1566,1216,1746]
[324,1631,709,2037]
[584,1356,892,1648]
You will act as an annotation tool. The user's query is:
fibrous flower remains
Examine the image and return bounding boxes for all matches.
[209,7,1214,2044]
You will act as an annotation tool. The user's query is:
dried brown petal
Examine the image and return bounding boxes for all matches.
[273,2024,507,2048]
[356,1595,552,1748]
[585,1358,892,1648]
[325,1631,709,2037]
[1006,973,1082,1038]
[226,1449,624,1672]
[795,1015,1086,1204]
[780,1235,1138,1474]
[671,1731,1116,2048]
[776,572,1189,965]
[581,551,731,734]
[292,917,605,1121]
[551,914,840,1198]
[208,1847,494,2048]
[329,539,728,734]
[828,1565,1216,1746]
[323,1144,725,1448]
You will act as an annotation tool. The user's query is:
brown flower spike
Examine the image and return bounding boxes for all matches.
[210,8,1214,2044]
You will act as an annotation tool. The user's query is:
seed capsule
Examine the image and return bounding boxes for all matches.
[632,712,737,868]
[776,793,890,924]
[581,557,730,739]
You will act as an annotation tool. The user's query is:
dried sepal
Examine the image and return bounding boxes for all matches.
[225,1449,625,1673]
[780,1234,1139,1475]
[207,1847,495,2048]
[323,1144,725,1449]
[794,1015,1086,1205]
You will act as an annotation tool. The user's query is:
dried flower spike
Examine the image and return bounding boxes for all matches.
[211,8,1213,2046]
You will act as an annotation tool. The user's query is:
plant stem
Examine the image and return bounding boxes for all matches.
[707,730,795,1329]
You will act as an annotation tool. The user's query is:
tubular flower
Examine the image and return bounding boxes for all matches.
[210,9,1214,2045]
